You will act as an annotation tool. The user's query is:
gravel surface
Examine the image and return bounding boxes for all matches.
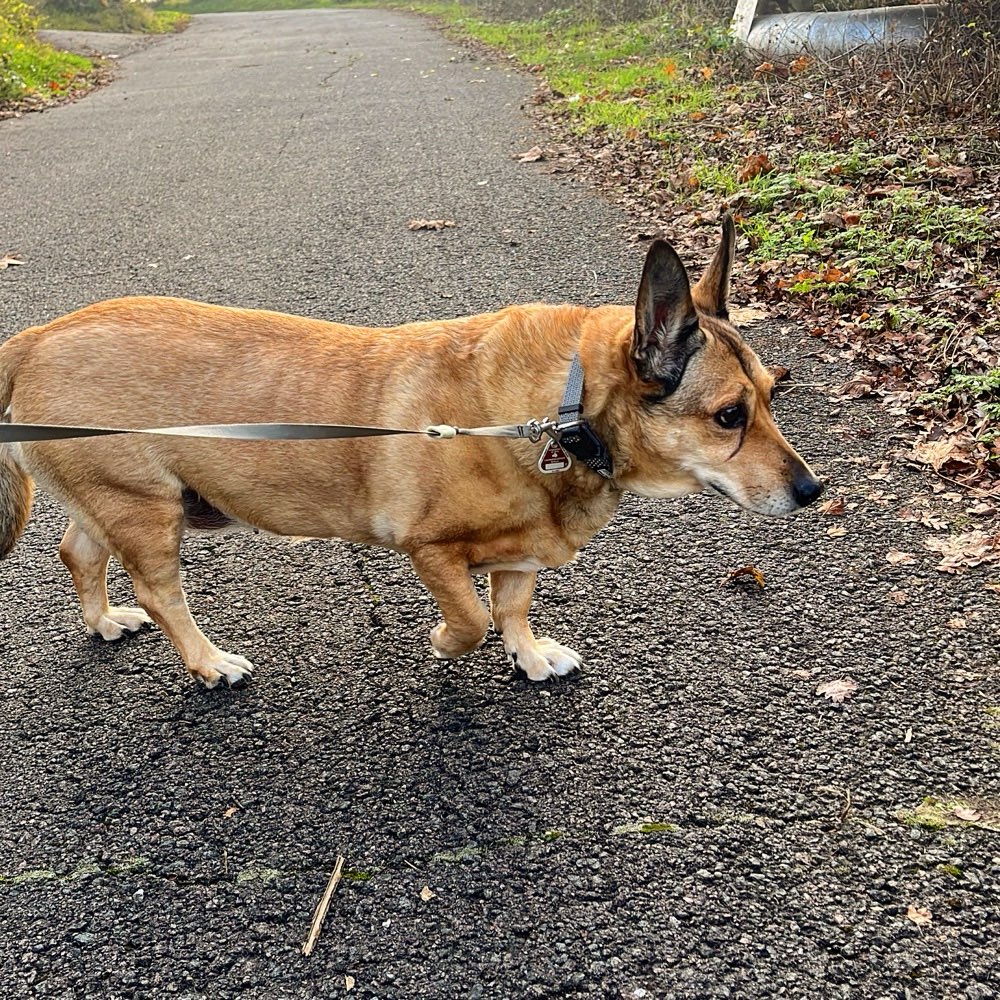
[1,11,997,999]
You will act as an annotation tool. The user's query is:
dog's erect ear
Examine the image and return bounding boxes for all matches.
[632,239,702,392]
[692,213,736,320]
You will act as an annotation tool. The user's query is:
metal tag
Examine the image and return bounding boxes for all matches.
[538,437,572,474]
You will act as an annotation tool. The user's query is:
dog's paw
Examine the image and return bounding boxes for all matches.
[429,622,486,660]
[86,607,154,642]
[191,651,254,689]
[512,638,582,681]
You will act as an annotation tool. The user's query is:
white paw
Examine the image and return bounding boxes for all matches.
[194,651,254,689]
[87,607,154,641]
[512,638,582,681]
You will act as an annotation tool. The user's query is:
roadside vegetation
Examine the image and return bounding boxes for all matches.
[0,1,187,115]
[36,0,188,31]
[0,0,92,107]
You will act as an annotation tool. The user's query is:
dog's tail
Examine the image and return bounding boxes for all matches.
[0,335,34,559]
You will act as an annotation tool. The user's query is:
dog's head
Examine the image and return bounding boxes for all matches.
[612,217,822,516]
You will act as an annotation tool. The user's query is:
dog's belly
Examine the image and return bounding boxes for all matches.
[469,557,548,575]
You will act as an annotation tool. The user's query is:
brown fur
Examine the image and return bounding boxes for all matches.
[0,224,821,686]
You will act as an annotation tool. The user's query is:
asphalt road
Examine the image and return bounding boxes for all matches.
[1,11,997,1000]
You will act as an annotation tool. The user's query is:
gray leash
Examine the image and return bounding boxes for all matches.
[0,353,612,476]
[0,419,549,445]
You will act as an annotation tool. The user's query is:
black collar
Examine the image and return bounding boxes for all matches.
[555,354,614,480]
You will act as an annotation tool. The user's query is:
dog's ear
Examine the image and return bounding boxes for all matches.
[632,239,702,391]
[692,213,735,320]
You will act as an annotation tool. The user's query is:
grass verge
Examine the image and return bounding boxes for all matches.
[0,0,93,108]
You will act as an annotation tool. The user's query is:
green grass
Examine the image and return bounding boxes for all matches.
[40,3,190,33]
[162,0,368,13]
[0,29,92,103]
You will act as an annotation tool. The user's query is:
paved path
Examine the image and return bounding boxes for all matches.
[1,12,997,999]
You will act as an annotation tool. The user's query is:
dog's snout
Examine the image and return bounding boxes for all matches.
[792,470,824,509]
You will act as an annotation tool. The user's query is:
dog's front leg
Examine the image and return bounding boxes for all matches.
[410,546,490,659]
[489,571,582,681]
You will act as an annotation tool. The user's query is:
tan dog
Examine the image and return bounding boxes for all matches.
[0,220,822,687]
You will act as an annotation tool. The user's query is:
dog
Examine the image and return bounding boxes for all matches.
[0,218,822,687]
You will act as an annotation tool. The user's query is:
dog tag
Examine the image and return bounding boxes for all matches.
[538,438,572,474]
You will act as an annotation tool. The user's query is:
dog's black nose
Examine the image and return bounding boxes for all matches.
[793,473,824,508]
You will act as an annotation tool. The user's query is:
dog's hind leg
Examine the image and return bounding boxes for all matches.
[59,519,153,641]
[410,546,490,659]
[489,570,582,681]
[107,500,253,688]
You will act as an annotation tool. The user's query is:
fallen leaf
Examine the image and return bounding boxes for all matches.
[223,806,239,818]
[513,145,545,162]
[816,677,858,704]
[946,617,967,629]
[0,254,23,269]
[827,525,847,538]
[730,306,769,325]
[738,153,774,182]
[724,565,765,589]
[420,886,436,902]
[345,975,355,992]
[699,66,714,81]
[819,497,847,516]
[906,904,932,928]
[789,55,812,74]
[407,219,455,231]
[911,439,958,473]
[925,531,1000,574]
[886,550,917,566]
[952,806,981,822]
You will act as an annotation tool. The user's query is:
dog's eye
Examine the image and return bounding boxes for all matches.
[714,403,746,430]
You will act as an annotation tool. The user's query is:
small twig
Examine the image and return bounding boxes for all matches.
[838,787,853,828]
[302,855,346,957]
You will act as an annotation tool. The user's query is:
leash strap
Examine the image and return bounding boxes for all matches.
[0,356,613,479]
[0,422,427,444]
[0,419,546,445]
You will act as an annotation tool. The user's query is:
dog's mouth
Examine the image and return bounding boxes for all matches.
[704,478,734,503]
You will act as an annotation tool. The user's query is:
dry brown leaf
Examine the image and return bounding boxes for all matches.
[407,219,455,231]
[420,885,436,902]
[0,254,23,269]
[911,439,957,472]
[724,565,765,589]
[906,904,932,928]
[730,306,768,325]
[513,145,545,162]
[827,525,847,538]
[819,497,847,516]
[345,975,356,992]
[223,806,239,818]
[738,153,774,182]
[924,531,1000,574]
[886,550,917,566]
[952,805,981,822]
[816,677,858,703]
